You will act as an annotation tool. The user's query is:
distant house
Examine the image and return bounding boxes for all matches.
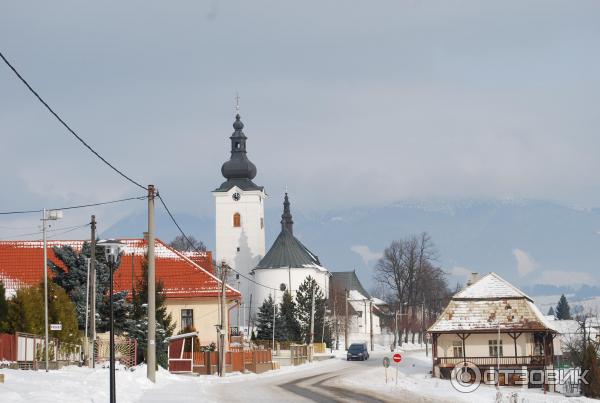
[0,238,240,346]
[329,271,388,347]
[427,272,556,387]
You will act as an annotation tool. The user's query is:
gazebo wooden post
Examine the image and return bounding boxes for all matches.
[508,332,521,365]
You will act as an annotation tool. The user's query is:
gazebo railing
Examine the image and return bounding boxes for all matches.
[437,355,546,366]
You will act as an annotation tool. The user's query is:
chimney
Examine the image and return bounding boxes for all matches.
[143,232,149,241]
[467,272,479,286]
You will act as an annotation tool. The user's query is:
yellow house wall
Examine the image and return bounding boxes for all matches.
[436,333,535,358]
[166,298,235,346]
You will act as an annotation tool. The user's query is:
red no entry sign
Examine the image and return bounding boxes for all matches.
[393,353,402,363]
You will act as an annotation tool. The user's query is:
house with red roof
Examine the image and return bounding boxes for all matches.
[0,238,241,347]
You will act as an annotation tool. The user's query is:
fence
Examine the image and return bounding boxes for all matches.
[168,338,272,375]
[0,332,82,368]
[94,337,137,368]
[290,344,309,366]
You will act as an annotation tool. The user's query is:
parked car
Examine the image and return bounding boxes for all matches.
[346,343,369,361]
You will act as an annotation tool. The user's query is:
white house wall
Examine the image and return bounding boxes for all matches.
[253,266,329,307]
[214,187,266,302]
[436,333,534,358]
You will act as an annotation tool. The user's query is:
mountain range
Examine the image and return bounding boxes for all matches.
[102,199,600,305]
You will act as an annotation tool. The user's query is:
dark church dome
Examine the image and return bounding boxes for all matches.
[215,114,263,192]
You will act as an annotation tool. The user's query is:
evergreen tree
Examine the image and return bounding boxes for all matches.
[582,343,600,398]
[555,294,572,320]
[547,306,555,316]
[7,281,79,346]
[0,281,8,332]
[123,255,175,368]
[278,291,301,342]
[50,243,132,332]
[295,276,332,346]
[255,295,276,340]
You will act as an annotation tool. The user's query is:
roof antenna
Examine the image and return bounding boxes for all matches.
[235,92,240,115]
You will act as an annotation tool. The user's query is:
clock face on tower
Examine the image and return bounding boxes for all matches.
[232,192,241,201]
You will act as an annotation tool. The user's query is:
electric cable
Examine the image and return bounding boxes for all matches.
[0,195,147,215]
[0,50,147,191]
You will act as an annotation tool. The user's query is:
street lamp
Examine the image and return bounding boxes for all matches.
[42,209,62,372]
[97,239,123,403]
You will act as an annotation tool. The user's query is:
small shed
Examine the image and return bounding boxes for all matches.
[167,331,200,373]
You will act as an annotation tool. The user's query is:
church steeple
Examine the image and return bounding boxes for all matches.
[216,114,262,192]
[281,192,294,234]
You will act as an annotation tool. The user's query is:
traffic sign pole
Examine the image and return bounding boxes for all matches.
[392,353,402,386]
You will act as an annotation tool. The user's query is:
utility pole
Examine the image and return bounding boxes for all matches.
[90,215,96,368]
[219,262,229,377]
[42,209,49,372]
[369,299,374,352]
[272,291,276,351]
[147,185,156,383]
[84,258,91,367]
[344,289,349,350]
[309,286,315,362]
[42,209,62,372]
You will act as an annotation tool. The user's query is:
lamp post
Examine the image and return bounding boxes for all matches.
[42,209,62,372]
[97,239,123,403]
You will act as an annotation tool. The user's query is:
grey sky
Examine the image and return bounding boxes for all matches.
[1,1,600,238]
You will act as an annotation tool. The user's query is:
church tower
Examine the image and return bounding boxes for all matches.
[213,114,266,301]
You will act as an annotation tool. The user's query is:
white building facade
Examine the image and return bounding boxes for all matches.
[252,193,330,308]
[213,114,266,302]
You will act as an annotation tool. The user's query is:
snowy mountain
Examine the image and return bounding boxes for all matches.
[103,199,600,302]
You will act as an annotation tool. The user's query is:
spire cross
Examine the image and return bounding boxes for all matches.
[235,92,240,114]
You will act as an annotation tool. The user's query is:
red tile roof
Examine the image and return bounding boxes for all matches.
[0,239,240,300]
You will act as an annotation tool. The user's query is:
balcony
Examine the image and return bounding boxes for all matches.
[437,355,547,367]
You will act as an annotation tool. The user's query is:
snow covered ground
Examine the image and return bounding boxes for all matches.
[341,349,594,403]
[0,349,596,402]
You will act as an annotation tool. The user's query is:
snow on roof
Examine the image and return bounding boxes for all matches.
[428,273,553,333]
[454,272,532,301]
[348,289,368,301]
[0,239,240,300]
[372,297,387,306]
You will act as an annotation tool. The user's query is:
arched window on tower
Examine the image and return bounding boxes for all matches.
[233,213,241,227]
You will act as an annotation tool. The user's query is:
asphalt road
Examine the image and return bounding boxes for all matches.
[142,351,437,403]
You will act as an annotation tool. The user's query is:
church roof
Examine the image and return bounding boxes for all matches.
[255,228,325,271]
[215,114,263,193]
[255,193,326,271]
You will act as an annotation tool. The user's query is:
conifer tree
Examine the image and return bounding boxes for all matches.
[582,343,600,398]
[7,281,79,346]
[555,294,572,320]
[295,276,332,345]
[547,306,555,316]
[124,255,174,368]
[255,295,276,340]
[0,281,8,332]
[278,291,301,342]
[50,243,132,332]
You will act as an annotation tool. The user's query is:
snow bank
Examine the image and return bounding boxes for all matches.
[340,350,594,403]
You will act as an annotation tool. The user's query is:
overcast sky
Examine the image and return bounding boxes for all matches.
[1,1,600,238]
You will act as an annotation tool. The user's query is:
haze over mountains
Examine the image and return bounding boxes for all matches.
[103,198,600,305]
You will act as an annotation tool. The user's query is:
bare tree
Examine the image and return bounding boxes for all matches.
[169,235,206,252]
[374,233,450,346]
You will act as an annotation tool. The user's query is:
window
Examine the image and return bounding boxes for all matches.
[489,339,503,357]
[181,309,193,329]
[452,341,463,358]
[260,217,264,229]
[357,311,363,318]
[236,247,240,252]
[233,213,241,227]
[235,142,241,149]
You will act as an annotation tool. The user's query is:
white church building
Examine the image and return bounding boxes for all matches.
[213,113,330,319]
[252,192,330,307]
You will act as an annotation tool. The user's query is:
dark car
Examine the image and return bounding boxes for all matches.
[347,343,369,361]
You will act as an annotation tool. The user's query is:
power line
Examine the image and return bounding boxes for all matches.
[0,51,147,191]
[156,193,280,292]
[0,223,90,240]
[0,195,147,215]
